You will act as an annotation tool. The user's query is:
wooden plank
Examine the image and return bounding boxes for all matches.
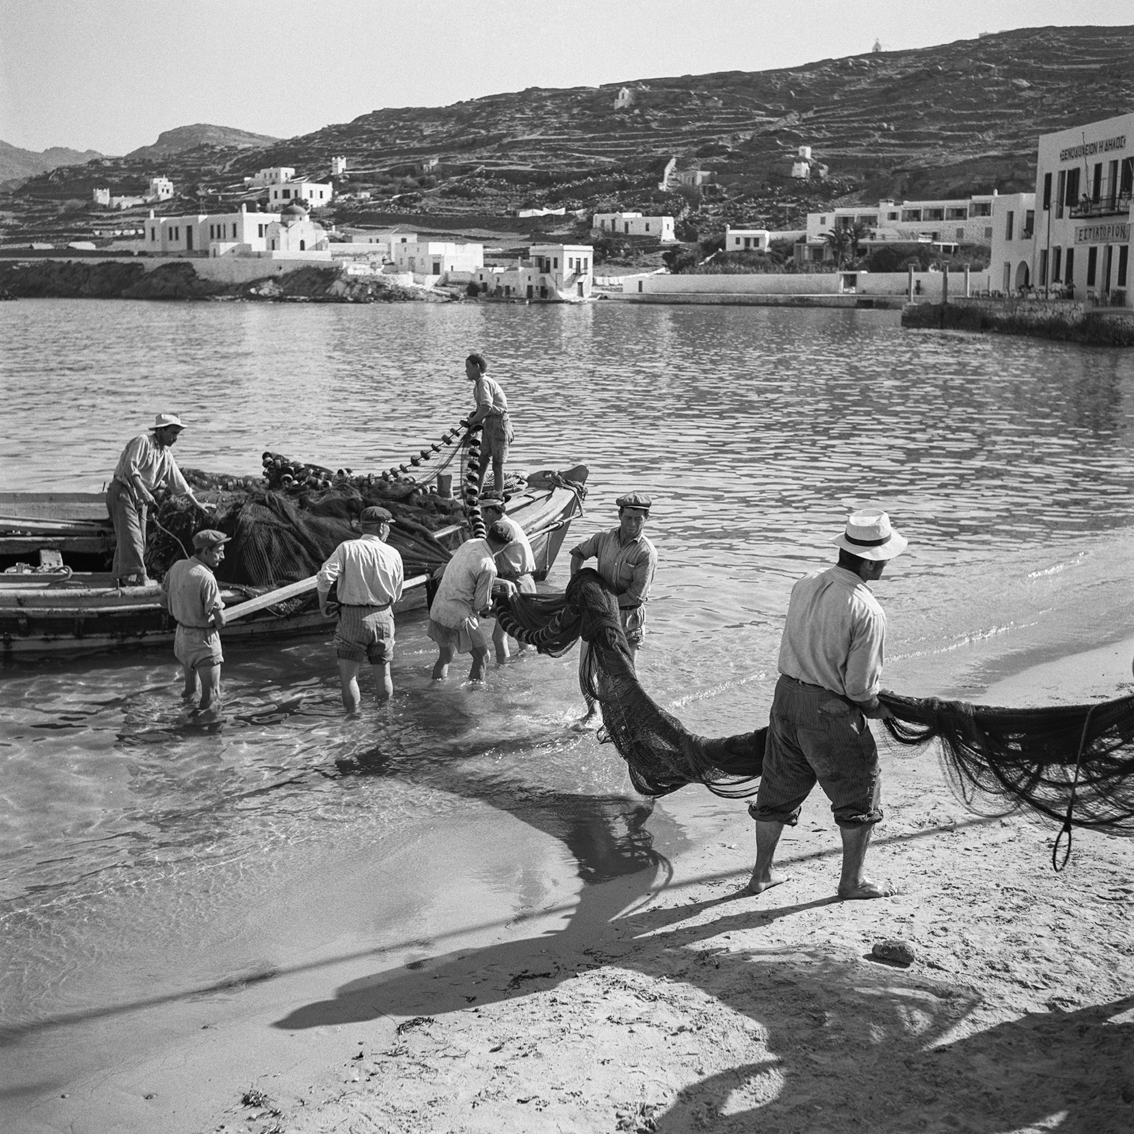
[224,574,428,623]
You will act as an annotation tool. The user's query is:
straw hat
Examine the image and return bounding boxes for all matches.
[832,511,908,561]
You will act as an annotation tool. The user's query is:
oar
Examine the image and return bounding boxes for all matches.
[223,574,428,622]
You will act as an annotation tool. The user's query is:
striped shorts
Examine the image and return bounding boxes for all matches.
[334,604,395,664]
[750,674,882,828]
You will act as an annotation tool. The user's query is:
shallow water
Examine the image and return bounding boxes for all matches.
[3,298,1134,1096]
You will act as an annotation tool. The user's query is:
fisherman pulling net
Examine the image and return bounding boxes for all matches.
[494,571,1134,842]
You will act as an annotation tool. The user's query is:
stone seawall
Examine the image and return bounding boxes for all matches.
[0,259,436,303]
[901,297,1134,346]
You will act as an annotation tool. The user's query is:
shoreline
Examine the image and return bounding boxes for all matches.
[11,635,1134,1134]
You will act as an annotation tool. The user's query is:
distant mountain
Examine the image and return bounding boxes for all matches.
[0,140,105,184]
[125,124,279,161]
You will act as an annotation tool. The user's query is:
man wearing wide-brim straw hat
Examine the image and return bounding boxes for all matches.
[107,412,212,588]
[569,491,658,726]
[748,509,908,901]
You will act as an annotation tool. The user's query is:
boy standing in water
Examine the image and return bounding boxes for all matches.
[464,353,513,494]
[161,529,229,719]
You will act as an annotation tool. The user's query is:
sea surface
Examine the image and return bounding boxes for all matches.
[4,297,1134,1111]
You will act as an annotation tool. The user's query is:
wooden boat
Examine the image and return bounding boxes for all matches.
[0,466,588,657]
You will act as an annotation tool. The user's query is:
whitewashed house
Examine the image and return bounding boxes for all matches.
[244,167,296,188]
[267,179,333,208]
[147,177,174,201]
[724,226,772,252]
[392,239,484,283]
[989,193,1037,293]
[478,244,594,301]
[592,211,676,242]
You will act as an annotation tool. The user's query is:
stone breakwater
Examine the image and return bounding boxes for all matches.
[902,296,1134,346]
[0,260,439,303]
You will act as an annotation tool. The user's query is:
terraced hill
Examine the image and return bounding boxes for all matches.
[3,24,1132,246]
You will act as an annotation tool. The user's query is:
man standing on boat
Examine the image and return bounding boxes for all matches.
[569,492,657,726]
[747,510,907,902]
[427,521,515,683]
[464,353,513,495]
[316,506,405,711]
[479,495,536,663]
[161,529,229,719]
[108,413,212,588]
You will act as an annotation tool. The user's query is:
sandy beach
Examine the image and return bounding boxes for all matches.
[11,635,1132,1134]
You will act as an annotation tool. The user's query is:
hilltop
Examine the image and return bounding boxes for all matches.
[0,141,104,188]
[124,123,279,161]
[2,25,1132,248]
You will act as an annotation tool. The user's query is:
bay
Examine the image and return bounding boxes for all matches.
[3,297,1134,1119]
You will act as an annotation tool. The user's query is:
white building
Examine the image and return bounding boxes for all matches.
[392,239,484,281]
[474,244,593,301]
[592,211,676,242]
[989,193,1037,293]
[614,87,635,110]
[330,156,347,176]
[92,188,111,207]
[148,176,174,201]
[1032,111,1132,305]
[724,226,772,252]
[244,167,296,188]
[142,204,328,257]
[267,179,333,208]
[791,145,813,179]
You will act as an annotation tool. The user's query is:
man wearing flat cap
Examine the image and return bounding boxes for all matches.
[480,496,537,663]
[569,491,658,725]
[748,510,908,901]
[317,506,405,711]
[161,528,230,718]
[107,412,212,588]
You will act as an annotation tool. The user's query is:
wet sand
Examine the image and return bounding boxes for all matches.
[9,638,1134,1133]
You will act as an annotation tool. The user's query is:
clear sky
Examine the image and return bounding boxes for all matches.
[1,0,1129,155]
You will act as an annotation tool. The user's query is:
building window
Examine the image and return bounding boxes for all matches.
[1056,170,1066,219]
[1087,246,1098,287]
[984,226,993,241]
[1066,167,1081,208]
[1052,246,1062,281]
[1042,172,1052,211]
[1092,162,1103,202]
[151,227,157,241]
[819,216,827,226]
[1119,245,1129,287]
[888,212,899,220]
[956,228,964,240]
[1039,249,1048,285]
[553,257,559,269]
[1005,211,1014,240]
[645,223,650,232]
[1065,247,1075,286]
[1024,210,1034,237]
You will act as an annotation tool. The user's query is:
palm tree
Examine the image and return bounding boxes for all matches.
[823,222,869,268]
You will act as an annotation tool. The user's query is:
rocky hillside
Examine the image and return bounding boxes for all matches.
[3,24,1132,246]
[124,124,279,161]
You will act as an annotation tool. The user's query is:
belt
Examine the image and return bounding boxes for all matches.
[343,602,392,611]
[177,623,213,630]
[781,673,833,693]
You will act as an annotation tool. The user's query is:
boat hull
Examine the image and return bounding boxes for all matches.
[0,473,586,658]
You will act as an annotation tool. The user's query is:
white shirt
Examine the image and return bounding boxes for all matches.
[429,538,497,629]
[777,566,886,702]
[316,535,404,607]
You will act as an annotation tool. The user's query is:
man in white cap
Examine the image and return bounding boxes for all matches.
[480,495,536,663]
[569,491,658,726]
[747,510,908,901]
[161,528,229,718]
[317,506,405,711]
[107,413,211,588]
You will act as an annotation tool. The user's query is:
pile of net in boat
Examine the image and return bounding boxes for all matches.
[496,570,1134,837]
[142,418,505,589]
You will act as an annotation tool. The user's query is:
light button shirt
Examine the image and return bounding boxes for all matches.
[114,434,191,501]
[162,557,224,628]
[316,535,404,606]
[777,566,886,702]
[472,375,509,419]
[570,527,657,608]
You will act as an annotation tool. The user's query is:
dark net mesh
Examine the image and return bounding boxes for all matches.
[496,571,1134,835]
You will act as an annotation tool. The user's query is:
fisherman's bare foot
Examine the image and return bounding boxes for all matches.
[573,711,600,731]
[838,878,893,900]
[746,869,789,895]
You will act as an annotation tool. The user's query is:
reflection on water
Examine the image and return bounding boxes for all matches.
[3,300,1134,1043]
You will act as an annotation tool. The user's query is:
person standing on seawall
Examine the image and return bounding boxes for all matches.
[161,529,229,719]
[464,352,513,495]
[107,412,212,588]
[569,492,658,727]
[747,510,908,901]
[316,506,405,712]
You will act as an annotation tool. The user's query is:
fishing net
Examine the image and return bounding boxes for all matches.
[143,419,493,589]
[495,571,1134,840]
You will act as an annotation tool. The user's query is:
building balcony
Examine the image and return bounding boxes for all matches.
[1068,195,1133,219]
